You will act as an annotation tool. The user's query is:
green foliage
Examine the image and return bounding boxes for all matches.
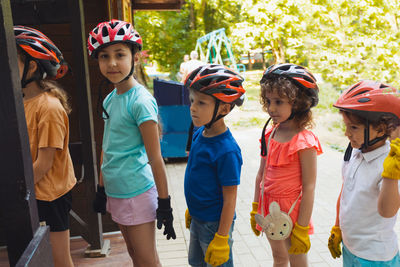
[135,0,400,90]
[134,0,242,78]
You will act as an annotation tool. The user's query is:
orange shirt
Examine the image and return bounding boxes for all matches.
[24,92,76,201]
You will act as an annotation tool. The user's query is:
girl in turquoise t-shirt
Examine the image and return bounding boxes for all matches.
[88,19,176,266]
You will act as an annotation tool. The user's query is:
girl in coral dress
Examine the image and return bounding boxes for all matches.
[250,64,323,267]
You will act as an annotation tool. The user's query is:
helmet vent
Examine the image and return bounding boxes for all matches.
[117,28,125,35]
[353,90,369,97]
[222,89,236,95]
[110,21,118,29]
[93,28,98,34]
[302,76,314,83]
[347,81,362,94]
[102,27,109,37]
[380,84,388,89]
[358,97,370,103]
[279,65,291,71]
[91,36,97,45]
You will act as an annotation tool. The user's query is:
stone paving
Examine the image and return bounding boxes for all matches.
[157,127,400,267]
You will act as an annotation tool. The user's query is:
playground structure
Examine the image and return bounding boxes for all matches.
[194,28,245,72]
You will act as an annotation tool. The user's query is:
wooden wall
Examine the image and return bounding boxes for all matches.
[12,0,119,234]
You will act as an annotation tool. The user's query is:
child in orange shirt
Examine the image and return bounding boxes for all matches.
[250,64,322,266]
[15,26,76,267]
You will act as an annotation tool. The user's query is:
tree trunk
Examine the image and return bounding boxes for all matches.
[247,51,252,70]
[261,45,266,69]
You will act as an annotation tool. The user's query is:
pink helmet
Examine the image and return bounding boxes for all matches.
[87,19,142,58]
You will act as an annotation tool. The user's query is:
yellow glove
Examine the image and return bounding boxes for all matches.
[382,138,400,180]
[250,202,261,236]
[204,233,230,266]
[288,222,310,254]
[185,209,191,229]
[328,226,342,259]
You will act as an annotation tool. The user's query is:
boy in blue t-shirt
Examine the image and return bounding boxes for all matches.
[184,64,246,267]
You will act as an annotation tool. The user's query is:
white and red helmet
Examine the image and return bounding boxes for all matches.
[87,19,142,58]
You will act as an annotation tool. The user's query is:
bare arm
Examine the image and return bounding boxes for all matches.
[218,185,237,236]
[139,120,169,198]
[378,129,400,217]
[33,147,56,184]
[297,148,317,227]
[335,186,342,226]
[253,157,266,202]
[378,178,400,218]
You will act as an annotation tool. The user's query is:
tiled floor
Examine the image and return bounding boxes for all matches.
[71,127,400,266]
[3,127,400,267]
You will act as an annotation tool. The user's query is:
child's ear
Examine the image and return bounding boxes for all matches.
[219,102,231,115]
[375,123,387,137]
[26,60,38,78]
[134,52,140,63]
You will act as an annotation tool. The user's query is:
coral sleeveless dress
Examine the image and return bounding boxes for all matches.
[256,126,323,234]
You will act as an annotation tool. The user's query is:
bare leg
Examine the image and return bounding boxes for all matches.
[284,237,308,267]
[267,237,289,267]
[49,230,74,267]
[119,221,161,267]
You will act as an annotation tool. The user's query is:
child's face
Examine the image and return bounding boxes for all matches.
[97,43,133,84]
[342,113,384,152]
[189,90,217,127]
[264,90,292,124]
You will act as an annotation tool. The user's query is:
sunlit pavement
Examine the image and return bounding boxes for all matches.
[158,127,400,267]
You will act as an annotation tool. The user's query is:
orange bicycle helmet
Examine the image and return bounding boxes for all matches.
[334,80,400,159]
[87,19,142,58]
[184,64,245,106]
[334,80,400,121]
[14,25,68,83]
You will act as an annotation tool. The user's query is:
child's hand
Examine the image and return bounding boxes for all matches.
[156,196,176,240]
[328,226,342,259]
[382,138,400,180]
[204,233,230,266]
[250,202,261,236]
[185,209,191,229]
[92,185,107,215]
[288,222,310,254]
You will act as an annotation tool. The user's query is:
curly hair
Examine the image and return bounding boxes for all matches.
[260,74,314,129]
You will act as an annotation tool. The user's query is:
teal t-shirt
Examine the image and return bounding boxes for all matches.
[101,84,157,198]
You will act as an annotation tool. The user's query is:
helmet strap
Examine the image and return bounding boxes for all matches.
[118,64,134,84]
[204,100,229,129]
[21,58,36,88]
[260,117,272,156]
[360,120,387,150]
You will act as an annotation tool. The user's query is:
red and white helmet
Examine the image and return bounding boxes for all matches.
[333,80,400,122]
[87,19,142,58]
[14,25,68,79]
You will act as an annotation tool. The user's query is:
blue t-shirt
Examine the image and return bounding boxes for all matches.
[101,84,158,198]
[184,126,242,221]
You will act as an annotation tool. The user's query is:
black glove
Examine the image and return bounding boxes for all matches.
[156,196,176,240]
[92,185,107,215]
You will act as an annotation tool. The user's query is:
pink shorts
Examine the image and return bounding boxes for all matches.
[106,186,157,226]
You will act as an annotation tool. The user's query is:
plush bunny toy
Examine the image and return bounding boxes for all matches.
[254,201,293,240]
